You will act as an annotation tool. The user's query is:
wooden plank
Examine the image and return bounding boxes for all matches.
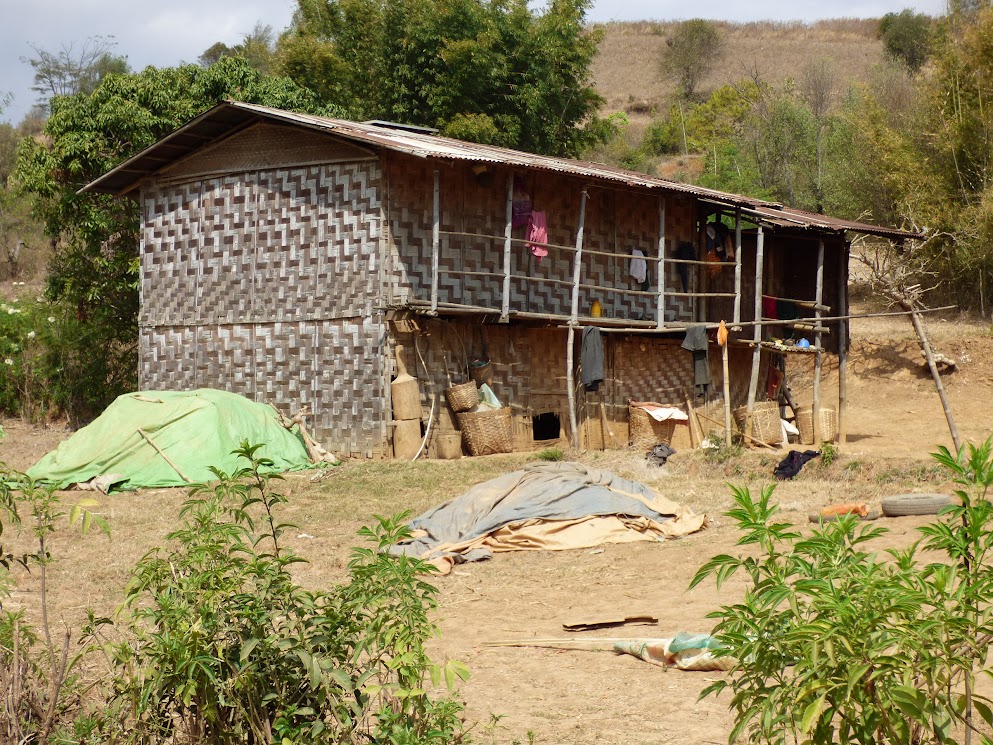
[502,172,513,321]
[838,243,848,445]
[656,199,666,330]
[744,225,765,440]
[733,208,742,326]
[813,238,825,444]
[431,169,440,313]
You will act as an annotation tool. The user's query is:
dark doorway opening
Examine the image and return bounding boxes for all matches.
[532,412,561,441]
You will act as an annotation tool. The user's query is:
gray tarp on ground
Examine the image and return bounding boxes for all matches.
[390,461,707,571]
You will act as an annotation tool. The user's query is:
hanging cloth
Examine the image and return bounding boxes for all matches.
[527,211,549,262]
[512,175,532,228]
[681,325,710,397]
[580,326,605,392]
[676,241,695,292]
[629,249,648,284]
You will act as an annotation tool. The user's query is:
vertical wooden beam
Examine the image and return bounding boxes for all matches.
[656,198,666,329]
[744,225,765,436]
[567,189,588,449]
[813,238,825,444]
[570,190,588,322]
[838,242,848,445]
[502,172,514,321]
[567,326,579,449]
[431,169,440,313]
[733,208,742,327]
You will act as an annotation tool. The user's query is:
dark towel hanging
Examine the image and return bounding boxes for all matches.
[580,326,605,392]
[681,325,710,397]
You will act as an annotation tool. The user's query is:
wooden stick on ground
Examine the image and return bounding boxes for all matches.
[137,428,193,483]
[695,411,777,451]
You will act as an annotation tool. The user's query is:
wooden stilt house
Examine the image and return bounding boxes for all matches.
[83,101,916,458]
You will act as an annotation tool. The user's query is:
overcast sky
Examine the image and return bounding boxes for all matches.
[2,0,947,126]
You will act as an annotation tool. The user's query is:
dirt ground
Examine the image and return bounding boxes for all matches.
[1,307,992,744]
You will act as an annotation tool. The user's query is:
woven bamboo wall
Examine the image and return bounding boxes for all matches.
[386,318,770,455]
[384,154,699,323]
[139,159,388,457]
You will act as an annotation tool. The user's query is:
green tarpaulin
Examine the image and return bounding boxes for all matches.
[28,389,313,490]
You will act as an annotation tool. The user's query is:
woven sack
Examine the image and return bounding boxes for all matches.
[797,407,838,445]
[457,407,513,456]
[445,382,480,413]
[733,401,782,446]
[628,405,678,450]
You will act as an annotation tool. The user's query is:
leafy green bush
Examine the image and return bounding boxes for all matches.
[879,10,933,73]
[0,297,132,425]
[0,464,108,745]
[535,447,564,462]
[102,443,469,744]
[693,436,993,744]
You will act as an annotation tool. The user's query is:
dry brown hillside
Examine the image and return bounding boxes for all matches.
[592,18,887,119]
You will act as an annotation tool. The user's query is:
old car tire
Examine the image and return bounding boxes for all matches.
[880,493,954,517]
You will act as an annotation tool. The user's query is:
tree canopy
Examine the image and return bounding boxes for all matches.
[277,0,614,157]
[13,57,332,419]
[659,19,725,101]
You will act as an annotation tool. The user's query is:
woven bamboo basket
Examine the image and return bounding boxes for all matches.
[628,404,678,450]
[458,407,513,456]
[797,407,838,445]
[733,402,783,446]
[445,381,480,413]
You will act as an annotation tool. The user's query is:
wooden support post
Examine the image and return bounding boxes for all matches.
[566,326,579,450]
[904,302,962,452]
[744,225,765,439]
[570,190,588,322]
[733,208,742,327]
[501,172,513,321]
[656,199,666,329]
[431,169,440,313]
[722,338,732,447]
[838,243,848,445]
[567,189,588,449]
[813,238,825,444]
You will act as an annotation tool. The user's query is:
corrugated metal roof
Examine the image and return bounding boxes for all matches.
[82,100,918,240]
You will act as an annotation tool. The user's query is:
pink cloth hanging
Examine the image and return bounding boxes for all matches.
[527,211,548,262]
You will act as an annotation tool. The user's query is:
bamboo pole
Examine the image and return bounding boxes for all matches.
[570,191,588,322]
[567,190,588,449]
[838,244,848,445]
[901,300,962,452]
[566,326,579,449]
[744,225,765,440]
[138,428,193,483]
[721,332,732,447]
[656,199,666,329]
[501,172,513,321]
[431,169,440,313]
[813,238,825,444]
[733,208,742,327]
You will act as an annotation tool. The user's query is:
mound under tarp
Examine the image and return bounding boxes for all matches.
[390,462,708,573]
[28,389,312,490]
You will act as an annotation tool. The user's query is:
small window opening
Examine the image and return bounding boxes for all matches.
[532,412,561,441]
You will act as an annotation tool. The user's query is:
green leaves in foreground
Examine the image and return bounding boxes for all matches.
[111,441,469,745]
[695,435,993,745]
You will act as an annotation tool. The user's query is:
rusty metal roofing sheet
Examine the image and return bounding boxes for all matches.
[81,100,919,240]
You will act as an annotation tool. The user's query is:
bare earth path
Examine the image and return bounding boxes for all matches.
[1,309,991,744]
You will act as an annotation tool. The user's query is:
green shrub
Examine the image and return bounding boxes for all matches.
[0,464,109,745]
[535,447,564,462]
[103,442,469,744]
[0,297,134,426]
[693,436,993,744]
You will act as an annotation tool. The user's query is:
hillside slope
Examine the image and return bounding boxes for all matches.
[592,19,887,118]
